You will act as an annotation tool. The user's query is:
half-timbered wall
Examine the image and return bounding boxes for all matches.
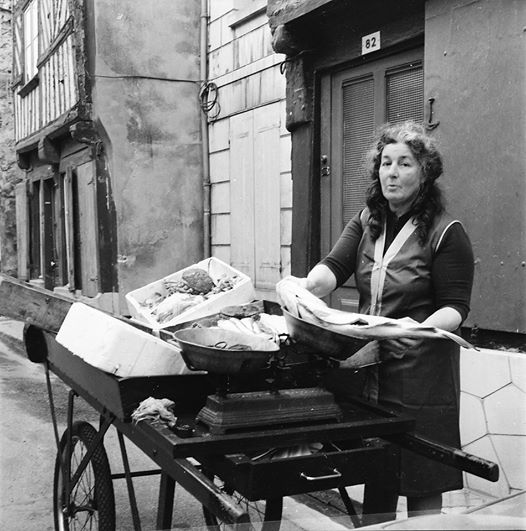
[207,0,288,300]
[12,0,78,142]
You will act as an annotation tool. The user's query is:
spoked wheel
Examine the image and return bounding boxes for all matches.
[202,470,283,531]
[54,421,115,531]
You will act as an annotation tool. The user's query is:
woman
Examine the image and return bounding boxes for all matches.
[286,121,474,520]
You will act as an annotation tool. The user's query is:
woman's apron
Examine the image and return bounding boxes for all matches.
[355,209,463,496]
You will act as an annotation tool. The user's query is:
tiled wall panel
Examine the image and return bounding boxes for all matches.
[491,435,526,490]
[460,349,526,497]
[460,392,487,445]
[461,348,511,398]
[463,436,511,498]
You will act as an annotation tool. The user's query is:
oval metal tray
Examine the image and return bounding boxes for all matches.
[283,309,369,360]
[172,327,279,374]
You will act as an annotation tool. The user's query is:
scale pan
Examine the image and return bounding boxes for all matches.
[172,327,279,374]
[283,309,369,360]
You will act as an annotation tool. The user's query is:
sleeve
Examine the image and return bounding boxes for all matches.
[432,222,475,323]
[318,211,363,287]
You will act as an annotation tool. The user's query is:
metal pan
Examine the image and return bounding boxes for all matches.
[283,309,370,360]
[171,327,279,374]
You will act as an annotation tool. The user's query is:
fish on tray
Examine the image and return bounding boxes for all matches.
[277,277,474,349]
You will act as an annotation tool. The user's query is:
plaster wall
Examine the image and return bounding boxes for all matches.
[87,0,203,308]
[424,0,526,333]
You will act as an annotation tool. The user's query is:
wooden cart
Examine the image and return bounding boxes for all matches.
[0,274,499,530]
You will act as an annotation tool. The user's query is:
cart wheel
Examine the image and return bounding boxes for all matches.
[201,471,283,531]
[54,421,116,531]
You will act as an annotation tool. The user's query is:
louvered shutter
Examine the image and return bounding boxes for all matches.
[342,76,375,225]
[386,62,424,124]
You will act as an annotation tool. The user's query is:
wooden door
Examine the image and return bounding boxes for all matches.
[230,103,281,292]
[320,48,424,312]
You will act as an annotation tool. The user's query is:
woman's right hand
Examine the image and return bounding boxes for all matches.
[276,276,310,316]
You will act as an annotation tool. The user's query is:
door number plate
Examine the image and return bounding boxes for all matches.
[362,31,381,55]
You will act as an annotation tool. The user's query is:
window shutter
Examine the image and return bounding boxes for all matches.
[342,76,375,225]
[253,103,281,290]
[76,161,99,297]
[64,167,75,291]
[386,62,424,124]
[12,13,23,84]
[15,182,29,280]
[230,112,255,280]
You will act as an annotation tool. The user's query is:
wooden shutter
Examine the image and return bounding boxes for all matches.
[63,167,75,290]
[229,105,282,290]
[342,76,375,225]
[253,103,281,289]
[53,174,66,286]
[230,112,256,279]
[15,182,29,280]
[76,161,99,297]
[12,12,23,84]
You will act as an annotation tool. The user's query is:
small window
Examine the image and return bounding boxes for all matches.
[26,168,87,293]
[23,0,39,83]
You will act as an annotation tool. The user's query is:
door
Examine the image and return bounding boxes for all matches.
[230,103,281,293]
[320,48,424,312]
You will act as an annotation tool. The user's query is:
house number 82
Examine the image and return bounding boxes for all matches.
[361,31,381,55]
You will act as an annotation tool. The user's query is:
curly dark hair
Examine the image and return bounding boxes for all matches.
[365,120,445,244]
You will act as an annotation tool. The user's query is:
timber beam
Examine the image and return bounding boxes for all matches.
[0,273,73,332]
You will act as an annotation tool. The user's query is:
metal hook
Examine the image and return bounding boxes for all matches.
[426,97,440,131]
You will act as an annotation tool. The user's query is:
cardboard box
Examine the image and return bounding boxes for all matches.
[56,302,191,377]
[125,257,256,330]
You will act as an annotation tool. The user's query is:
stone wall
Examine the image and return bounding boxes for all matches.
[0,0,22,276]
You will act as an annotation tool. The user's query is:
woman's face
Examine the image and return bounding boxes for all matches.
[379,142,424,215]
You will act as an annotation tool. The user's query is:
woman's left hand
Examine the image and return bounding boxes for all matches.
[380,316,423,359]
[381,336,424,359]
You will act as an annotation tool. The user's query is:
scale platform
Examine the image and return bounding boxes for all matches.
[196,387,343,434]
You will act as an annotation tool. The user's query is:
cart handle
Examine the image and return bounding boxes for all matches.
[388,433,499,482]
[300,468,342,481]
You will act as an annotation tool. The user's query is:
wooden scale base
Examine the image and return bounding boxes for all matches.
[196,387,343,434]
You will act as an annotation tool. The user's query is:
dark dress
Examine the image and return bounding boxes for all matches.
[320,208,474,496]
